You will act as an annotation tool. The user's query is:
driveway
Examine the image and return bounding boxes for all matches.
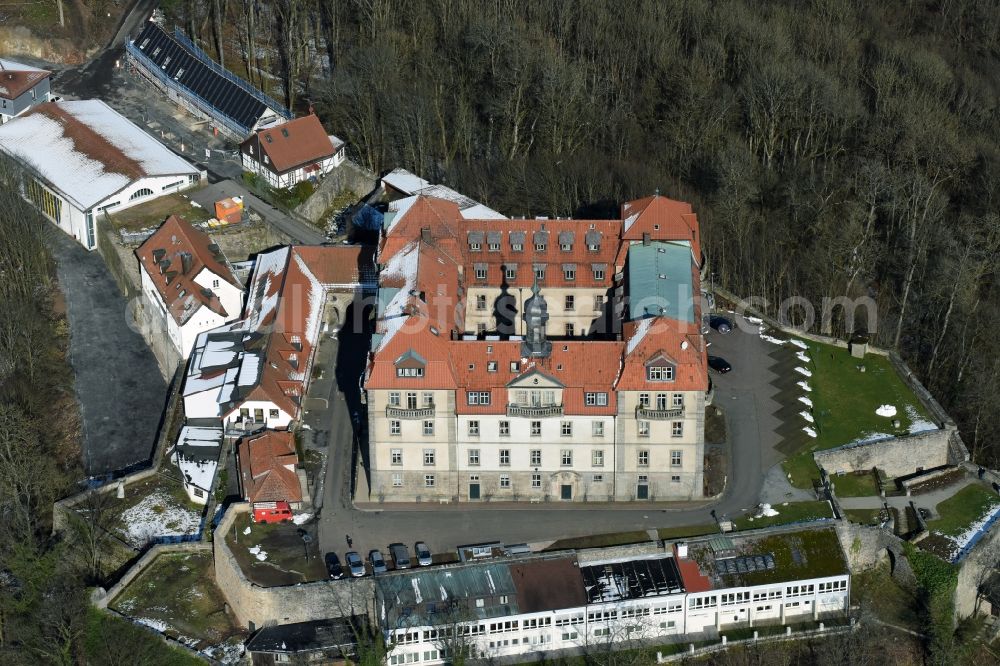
[48,230,168,476]
[304,314,795,560]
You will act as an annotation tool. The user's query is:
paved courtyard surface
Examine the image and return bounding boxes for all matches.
[306,315,797,561]
[48,230,168,475]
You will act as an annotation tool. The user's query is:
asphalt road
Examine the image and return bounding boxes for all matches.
[48,230,168,476]
[189,180,326,245]
[310,316,790,560]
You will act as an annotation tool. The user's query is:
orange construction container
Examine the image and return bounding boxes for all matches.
[215,196,244,224]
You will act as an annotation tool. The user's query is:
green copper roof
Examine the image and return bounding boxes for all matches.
[627,241,695,322]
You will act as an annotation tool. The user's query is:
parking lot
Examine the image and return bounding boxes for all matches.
[301,313,802,564]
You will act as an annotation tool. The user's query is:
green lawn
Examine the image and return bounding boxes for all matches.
[830,471,879,497]
[225,513,327,586]
[851,563,921,631]
[782,340,933,488]
[84,608,205,666]
[844,509,882,525]
[927,484,1000,536]
[109,552,242,650]
[544,530,651,551]
[657,524,719,540]
[733,500,833,530]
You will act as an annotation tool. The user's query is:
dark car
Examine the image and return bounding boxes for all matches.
[324,552,344,580]
[389,543,411,569]
[709,316,733,334]
[708,355,732,373]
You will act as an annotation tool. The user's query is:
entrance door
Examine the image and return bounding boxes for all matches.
[560,484,572,500]
[637,484,649,500]
[469,483,481,500]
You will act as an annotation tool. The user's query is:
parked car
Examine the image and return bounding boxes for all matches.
[389,543,411,569]
[324,552,344,580]
[345,551,365,577]
[369,549,388,574]
[709,315,733,334]
[414,542,432,567]
[708,355,732,373]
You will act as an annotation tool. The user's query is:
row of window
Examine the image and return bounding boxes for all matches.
[474,264,605,282]
[469,239,602,253]
[390,447,684,468]
[396,363,676,383]
[474,293,605,312]
[388,418,684,439]
[389,391,684,408]
[389,472,682,489]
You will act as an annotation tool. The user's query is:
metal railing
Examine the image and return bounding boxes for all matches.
[506,404,564,417]
[171,27,292,120]
[636,405,685,420]
[386,405,435,420]
[125,41,251,138]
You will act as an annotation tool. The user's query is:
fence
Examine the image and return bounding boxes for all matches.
[655,619,855,663]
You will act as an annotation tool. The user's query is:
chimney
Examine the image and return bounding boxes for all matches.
[677,542,688,558]
[642,232,651,246]
[420,227,432,243]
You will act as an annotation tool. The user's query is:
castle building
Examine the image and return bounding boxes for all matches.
[365,193,709,503]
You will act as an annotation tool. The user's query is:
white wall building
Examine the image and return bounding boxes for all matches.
[0,99,203,250]
[171,425,223,504]
[377,528,850,665]
[136,215,244,359]
[240,114,346,189]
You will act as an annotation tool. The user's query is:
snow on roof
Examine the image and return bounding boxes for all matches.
[383,167,430,194]
[176,456,217,492]
[626,317,654,356]
[177,425,223,446]
[0,100,199,210]
[384,195,419,234]
[460,203,507,220]
[245,247,290,328]
[376,242,420,353]
[0,58,47,73]
[291,251,324,357]
[237,351,262,386]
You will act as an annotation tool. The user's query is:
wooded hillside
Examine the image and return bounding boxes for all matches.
[176,0,1000,464]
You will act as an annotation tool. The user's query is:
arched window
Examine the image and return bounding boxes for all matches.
[129,187,154,201]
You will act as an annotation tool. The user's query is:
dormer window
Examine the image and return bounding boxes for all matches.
[398,367,424,378]
[488,242,500,252]
[470,242,482,251]
[535,242,547,251]
[648,365,675,381]
[512,243,524,252]
[468,231,484,252]
[474,264,487,280]
[395,349,426,378]
[563,264,576,281]
[588,243,600,251]
[592,264,607,281]
[558,231,574,252]
[533,264,545,281]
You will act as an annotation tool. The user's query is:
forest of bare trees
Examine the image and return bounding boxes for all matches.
[166,0,1000,469]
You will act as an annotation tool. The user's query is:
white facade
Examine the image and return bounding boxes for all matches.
[139,263,243,358]
[241,145,345,189]
[385,571,850,665]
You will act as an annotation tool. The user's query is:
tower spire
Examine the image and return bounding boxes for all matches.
[521,276,551,358]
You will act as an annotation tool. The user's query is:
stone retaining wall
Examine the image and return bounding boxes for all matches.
[814,428,963,479]
[296,160,378,223]
[95,542,211,610]
[213,503,373,630]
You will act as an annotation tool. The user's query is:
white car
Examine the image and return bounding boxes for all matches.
[415,542,432,567]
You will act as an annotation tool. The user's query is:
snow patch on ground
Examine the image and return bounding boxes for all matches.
[292,512,312,525]
[248,545,268,561]
[119,491,201,545]
[203,638,245,664]
[798,396,813,408]
[938,502,1000,562]
[905,404,937,434]
[800,411,814,423]
[875,404,897,417]
[760,333,786,345]
[135,617,169,633]
[795,366,812,377]
[798,381,812,392]
[803,426,817,438]
[243,526,251,535]
[745,316,763,325]
[790,339,809,349]
[796,350,810,363]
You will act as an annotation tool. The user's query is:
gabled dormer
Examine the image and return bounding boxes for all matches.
[645,350,677,382]
[395,349,426,378]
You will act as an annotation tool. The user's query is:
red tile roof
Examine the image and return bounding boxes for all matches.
[238,430,302,503]
[0,67,49,101]
[135,215,242,325]
[369,191,707,397]
[673,544,713,593]
[241,114,337,175]
[621,195,701,259]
